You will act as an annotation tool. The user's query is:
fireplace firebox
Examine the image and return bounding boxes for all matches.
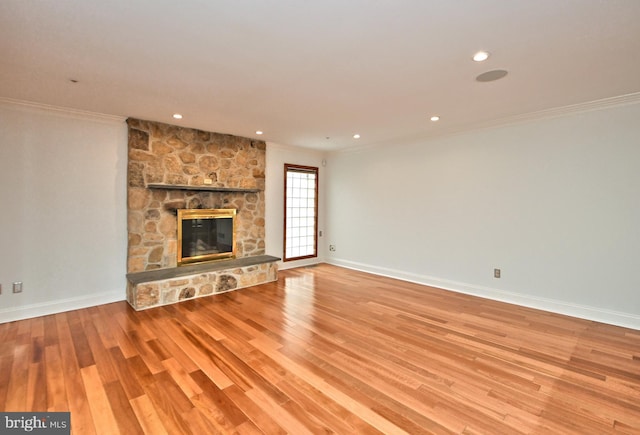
[177,209,236,265]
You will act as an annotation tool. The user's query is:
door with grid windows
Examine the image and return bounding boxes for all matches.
[284,164,318,261]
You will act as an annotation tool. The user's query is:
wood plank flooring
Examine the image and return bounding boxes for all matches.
[1,263,639,434]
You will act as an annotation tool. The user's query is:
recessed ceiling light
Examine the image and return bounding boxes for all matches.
[353,134,361,139]
[256,130,263,135]
[473,51,490,62]
[173,113,183,120]
[430,116,440,122]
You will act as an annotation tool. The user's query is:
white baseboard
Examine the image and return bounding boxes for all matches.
[327,258,640,331]
[0,291,125,324]
[277,257,325,270]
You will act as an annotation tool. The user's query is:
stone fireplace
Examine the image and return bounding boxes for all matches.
[125,118,278,309]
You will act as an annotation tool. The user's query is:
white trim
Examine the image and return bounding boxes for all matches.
[326,258,640,331]
[266,141,328,156]
[278,257,325,270]
[486,91,640,124]
[0,291,125,323]
[266,141,305,152]
[0,97,126,124]
[333,92,640,155]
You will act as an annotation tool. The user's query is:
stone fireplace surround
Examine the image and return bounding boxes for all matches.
[125,118,279,310]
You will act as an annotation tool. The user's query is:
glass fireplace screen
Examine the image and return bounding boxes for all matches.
[177,209,236,265]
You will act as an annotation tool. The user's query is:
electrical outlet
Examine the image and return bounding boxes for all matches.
[13,282,22,293]
[494,268,501,278]
[329,245,336,252]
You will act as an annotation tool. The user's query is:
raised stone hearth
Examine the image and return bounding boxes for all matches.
[125,119,278,310]
[126,255,279,310]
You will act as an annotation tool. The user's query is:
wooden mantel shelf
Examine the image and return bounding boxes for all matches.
[146,183,261,193]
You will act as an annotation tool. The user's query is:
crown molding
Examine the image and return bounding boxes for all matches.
[478,91,640,128]
[332,91,640,155]
[267,141,327,155]
[0,97,126,124]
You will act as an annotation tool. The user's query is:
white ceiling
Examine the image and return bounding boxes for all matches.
[1,0,639,151]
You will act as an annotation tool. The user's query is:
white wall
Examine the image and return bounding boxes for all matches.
[0,100,127,322]
[0,101,325,322]
[265,142,326,269]
[3,98,638,330]
[325,101,640,329]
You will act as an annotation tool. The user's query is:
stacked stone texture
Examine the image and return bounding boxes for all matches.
[126,262,278,310]
[126,118,266,273]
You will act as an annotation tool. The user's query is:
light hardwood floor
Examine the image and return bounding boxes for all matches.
[1,264,639,434]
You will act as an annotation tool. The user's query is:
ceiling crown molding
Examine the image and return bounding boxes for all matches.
[333,91,640,155]
[0,97,126,124]
[488,91,640,127]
